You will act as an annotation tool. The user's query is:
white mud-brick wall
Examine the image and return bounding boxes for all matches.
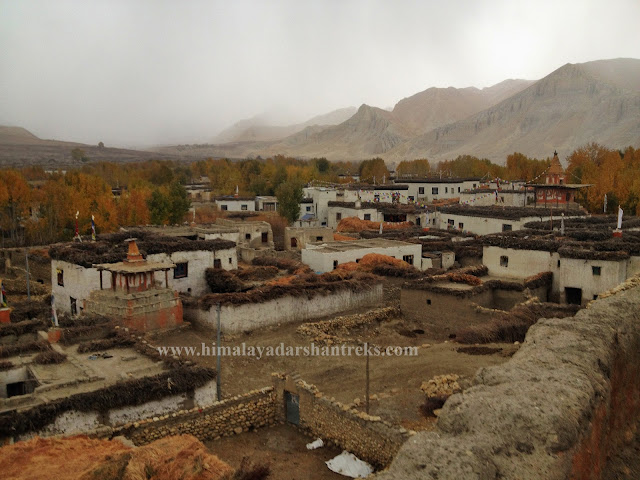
[51,259,101,315]
[558,257,628,305]
[12,379,218,441]
[302,243,423,273]
[148,248,237,297]
[187,284,383,333]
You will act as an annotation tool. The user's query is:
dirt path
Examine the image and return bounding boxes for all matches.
[207,424,345,480]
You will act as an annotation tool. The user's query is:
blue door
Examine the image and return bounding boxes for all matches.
[284,391,300,425]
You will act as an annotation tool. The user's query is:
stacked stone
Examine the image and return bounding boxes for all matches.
[111,387,277,445]
[297,306,399,345]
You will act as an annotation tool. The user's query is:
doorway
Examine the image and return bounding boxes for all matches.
[284,391,300,425]
[565,287,583,305]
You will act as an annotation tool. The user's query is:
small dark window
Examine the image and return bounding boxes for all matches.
[500,255,509,267]
[221,205,228,211]
[557,260,561,268]
[315,236,323,242]
[418,187,425,194]
[592,266,601,276]
[447,219,455,226]
[306,206,312,212]
[214,259,222,268]
[336,212,342,221]
[502,224,513,232]
[402,255,414,265]
[228,257,233,264]
[458,223,464,230]
[245,233,251,240]
[445,187,448,193]
[290,237,298,248]
[70,297,77,316]
[432,187,439,195]
[458,187,461,193]
[241,204,248,211]
[57,270,64,286]
[174,262,188,279]
[408,196,414,202]
[593,295,598,300]
[426,299,432,305]
[416,217,421,226]
[363,214,371,221]
[356,258,361,263]
[333,260,339,269]
[262,232,268,243]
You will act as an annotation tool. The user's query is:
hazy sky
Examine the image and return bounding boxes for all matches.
[1,0,639,147]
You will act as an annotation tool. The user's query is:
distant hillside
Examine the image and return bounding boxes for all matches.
[213,106,357,143]
[386,58,640,162]
[0,126,181,168]
[392,79,534,135]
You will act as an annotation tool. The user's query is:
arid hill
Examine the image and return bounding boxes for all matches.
[386,58,640,162]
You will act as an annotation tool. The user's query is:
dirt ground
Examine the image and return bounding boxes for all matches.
[207,424,345,480]
[153,310,518,430]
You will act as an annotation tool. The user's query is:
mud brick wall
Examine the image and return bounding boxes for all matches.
[377,276,640,480]
[112,387,277,445]
[273,374,411,469]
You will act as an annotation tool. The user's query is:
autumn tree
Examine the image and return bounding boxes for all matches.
[505,153,550,181]
[396,159,431,178]
[167,181,191,224]
[359,158,390,184]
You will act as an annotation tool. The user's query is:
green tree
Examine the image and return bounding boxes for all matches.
[148,190,170,225]
[276,181,303,224]
[167,181,191,224]
[359,158,390,184]
[71,148,89,163]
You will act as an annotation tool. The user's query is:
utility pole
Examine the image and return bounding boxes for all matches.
[25,250,30,301]
[216,303,222,401]
[365,343,370,414]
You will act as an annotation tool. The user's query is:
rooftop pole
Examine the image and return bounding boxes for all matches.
[216,303,222,400]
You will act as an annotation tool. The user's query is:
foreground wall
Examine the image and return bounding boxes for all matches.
[377,277,640,480]
[186,284,383,333]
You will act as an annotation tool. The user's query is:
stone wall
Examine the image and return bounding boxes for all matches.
[273,374,411,469]
[377,276,640,479]
[108,387,277,445]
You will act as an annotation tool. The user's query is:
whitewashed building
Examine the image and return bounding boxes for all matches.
[301,238,423,273]
[213,196,256,212]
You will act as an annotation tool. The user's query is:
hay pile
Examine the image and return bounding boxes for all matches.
[336,217,413,233]
[0,319,45,337]
[251,256,311,274]
[234,266,279,281]
[205,269,246,293]
[49,230,236,268]
[0,434,234,480]
[9,299,51,322]
[333,233,358,241]
[77,331,136,353]
[196,271,378,309]
[455,300,581,344]
[334,253,429,279]
[0,340,50,358]
[33,350,67,365]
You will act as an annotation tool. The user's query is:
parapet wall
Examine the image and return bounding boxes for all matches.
[377,277,640,479]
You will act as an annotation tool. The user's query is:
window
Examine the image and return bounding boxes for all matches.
[290,237,298,248]
[363,214,371,221]
[445,187,448,193]
[448,219,455,227]
[416,217,421,226]
[402,255,414,265]
[426,299,432,305]
[419,187,425,194]
[593,295,598,300]
[336,212,342,221]
[228,257,233,264]
[557,260,561,268]
[458,223,464,230]
[241,204,248,211]
[315,236,323,242]
[432,187,439,195]
[592,266,602,276]
[213,259,222,269]
[221,205,228,211]
[500,255,509,267]
[502,224,513,232]
[245,233,251,240]
[306,206,312,212]
[408,196,414,202]
[374,194,380,202]
[70,297,77,316]
[174,262,188,279]
[262,232,268,243]
[473,184,477,189]
[57,269,64,286]
[333,260,338,269]
[458,187,461,193]
[356,258,361,263]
